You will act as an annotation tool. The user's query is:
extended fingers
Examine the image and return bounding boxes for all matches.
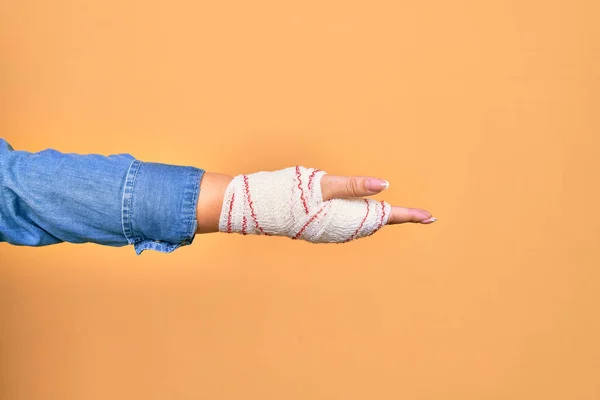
[318,173,436,226]
[387,206,436,225]
[320,174,389,201]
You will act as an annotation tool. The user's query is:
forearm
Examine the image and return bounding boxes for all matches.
[0,138,204,255]
[0,139,135,247]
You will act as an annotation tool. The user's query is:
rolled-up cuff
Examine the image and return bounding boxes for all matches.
[121,159,204,255]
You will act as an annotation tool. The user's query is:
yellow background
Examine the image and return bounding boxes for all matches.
[1,1,599,399]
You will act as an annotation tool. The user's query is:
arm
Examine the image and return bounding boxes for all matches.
[0,138,203,255]
[1,139,435,255]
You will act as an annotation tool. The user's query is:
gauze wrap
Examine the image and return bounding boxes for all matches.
[218,166,391,243]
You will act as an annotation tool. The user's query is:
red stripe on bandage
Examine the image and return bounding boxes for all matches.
[344,199,370,243]
[227,193,235,233]
[296,165,310,214]
[243,174,270,236]
[293,203,328,240]
[378,201,387,229]
[308,168,320,191]
[368,201,387,236]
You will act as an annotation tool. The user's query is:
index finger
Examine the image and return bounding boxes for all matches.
[320,174,389,201]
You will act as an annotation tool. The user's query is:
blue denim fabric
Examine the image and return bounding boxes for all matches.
[0,138,204,255]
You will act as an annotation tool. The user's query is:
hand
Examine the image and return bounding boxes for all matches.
[196,171,435,235]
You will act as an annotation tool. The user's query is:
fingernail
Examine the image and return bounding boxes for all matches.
[420,217,437,224]
[366,179,389,193]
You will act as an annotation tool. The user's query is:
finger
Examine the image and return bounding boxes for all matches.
[320,174,389,201]
[387,206,436,225]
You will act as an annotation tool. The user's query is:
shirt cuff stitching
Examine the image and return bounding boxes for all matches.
[186,168,203,240]
[121,159,143,244]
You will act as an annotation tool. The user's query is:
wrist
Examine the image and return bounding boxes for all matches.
[195,172,233,234]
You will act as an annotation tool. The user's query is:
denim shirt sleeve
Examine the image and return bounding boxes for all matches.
[0,138,204,255]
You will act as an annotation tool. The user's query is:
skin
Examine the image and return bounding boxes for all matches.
[195,171,435,235]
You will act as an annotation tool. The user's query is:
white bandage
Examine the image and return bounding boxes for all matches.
[218,166,391,243]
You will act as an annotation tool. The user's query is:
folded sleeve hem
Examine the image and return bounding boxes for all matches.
[121,159,204,255]
[122,159,143,244]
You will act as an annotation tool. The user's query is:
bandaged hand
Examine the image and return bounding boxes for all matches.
[195,166,436,243]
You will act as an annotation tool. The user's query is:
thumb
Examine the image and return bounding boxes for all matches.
[320,174,389,201]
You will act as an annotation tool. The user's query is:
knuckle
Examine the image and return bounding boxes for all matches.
[345,178,361,197]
